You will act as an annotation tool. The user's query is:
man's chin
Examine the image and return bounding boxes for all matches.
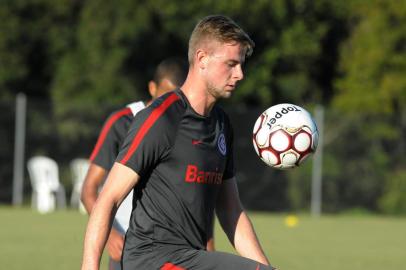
[220,92,232,99]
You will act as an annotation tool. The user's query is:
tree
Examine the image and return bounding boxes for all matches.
[0,0,79,100]
[330,0,406,212]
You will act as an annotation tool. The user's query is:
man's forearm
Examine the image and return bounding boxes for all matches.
[234,211,270,265]
[81,164,107,214]
[82,163,139,269]
[81,197,117,270]
[81,187,98,215]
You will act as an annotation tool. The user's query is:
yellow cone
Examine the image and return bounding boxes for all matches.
[285,215,299,228]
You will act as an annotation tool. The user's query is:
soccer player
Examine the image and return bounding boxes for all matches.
[81,15,277,270]
[81,58,193,270]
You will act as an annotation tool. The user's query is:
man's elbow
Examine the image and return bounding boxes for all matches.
[80,181,96,213]
[80,189,87,205]
[80,181,90,204]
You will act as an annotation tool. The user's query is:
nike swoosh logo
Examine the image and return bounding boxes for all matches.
[192,139,203,145]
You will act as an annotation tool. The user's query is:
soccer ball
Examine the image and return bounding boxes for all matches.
[252,103,318,169]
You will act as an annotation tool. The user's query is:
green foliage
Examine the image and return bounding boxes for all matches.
[2,0,348,139]
[334,0,406,115]
[47,0,349,141]
[379,169,406,215]
[286,160,312,210]
[0,0,78,100]
[330,0,406,213]
[52,0,147,140]
[1,0,405,213]
[320,110,391,212]
[235,0,347,106]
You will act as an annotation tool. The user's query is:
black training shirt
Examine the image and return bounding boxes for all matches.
[90,102,145,170]
[117,89,235,256]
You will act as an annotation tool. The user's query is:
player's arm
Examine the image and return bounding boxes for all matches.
[81,163,125,261]
[82,110,131,262]
[81,162,139,270]
[216,177,270,265]
[206,215,215,251]
[81,163,107,214]
[206,238,215,251]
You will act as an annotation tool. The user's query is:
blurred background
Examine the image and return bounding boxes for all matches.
[1,0,405,214]
[1,1,406,269]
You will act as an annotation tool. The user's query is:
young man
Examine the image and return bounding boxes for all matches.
[81,58,196,270]
[81,15,276,270]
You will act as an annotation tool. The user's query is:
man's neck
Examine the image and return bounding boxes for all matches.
[180,71,216,116]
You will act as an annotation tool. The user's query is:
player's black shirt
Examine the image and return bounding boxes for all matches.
[89,101,145,232]
[117,89,235,262]
[90,102,145,170]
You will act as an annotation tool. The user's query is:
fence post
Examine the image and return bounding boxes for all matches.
[12,93,27,206]
[311,105,324,217]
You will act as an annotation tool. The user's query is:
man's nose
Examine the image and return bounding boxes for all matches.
[234,65,243,81]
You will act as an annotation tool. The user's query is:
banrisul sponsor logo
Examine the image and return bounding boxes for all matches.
[185,165,223,185]
[266,105,301,128]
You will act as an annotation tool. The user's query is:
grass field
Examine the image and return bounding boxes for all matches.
[1,207,405,270]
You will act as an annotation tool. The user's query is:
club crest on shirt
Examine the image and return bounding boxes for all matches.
[218,133,227,156]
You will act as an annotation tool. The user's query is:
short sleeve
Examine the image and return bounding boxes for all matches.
[116,92,181,176]
[90,108,132,170]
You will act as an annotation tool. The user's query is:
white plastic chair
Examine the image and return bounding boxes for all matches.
[70,158,89,214]
[27,156,66,214]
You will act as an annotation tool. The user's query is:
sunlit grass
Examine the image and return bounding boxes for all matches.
[1,207,405,270]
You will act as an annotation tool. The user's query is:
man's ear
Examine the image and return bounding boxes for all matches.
[148,80,157,99]
[196,49,208,69]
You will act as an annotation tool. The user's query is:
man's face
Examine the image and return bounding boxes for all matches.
[203,41,245,99]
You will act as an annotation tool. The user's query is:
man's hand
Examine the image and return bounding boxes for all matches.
[106,228,124,261]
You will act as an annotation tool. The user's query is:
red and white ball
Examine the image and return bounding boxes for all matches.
[252,103,318,169]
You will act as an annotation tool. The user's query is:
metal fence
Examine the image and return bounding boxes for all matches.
[1,95,296,210]
[2,94,404,214]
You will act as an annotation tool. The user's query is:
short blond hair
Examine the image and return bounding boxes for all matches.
[188,15,255,65]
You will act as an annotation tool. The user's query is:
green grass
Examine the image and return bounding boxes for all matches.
[1,207,405,270]
[217,213,406,270]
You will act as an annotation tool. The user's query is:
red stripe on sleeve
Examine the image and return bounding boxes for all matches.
[161,262,186,270]
[120,93,179,165]
[89,107,132,161]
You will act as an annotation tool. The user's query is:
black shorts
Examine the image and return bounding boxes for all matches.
[122,247,274,270]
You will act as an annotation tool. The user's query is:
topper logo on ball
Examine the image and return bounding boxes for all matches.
[266,105,301,128]
[253,103,318,169]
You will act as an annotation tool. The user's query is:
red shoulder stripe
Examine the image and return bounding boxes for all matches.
[161,262,185,270]
[120,93,179,165]
[89,107,132,161]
